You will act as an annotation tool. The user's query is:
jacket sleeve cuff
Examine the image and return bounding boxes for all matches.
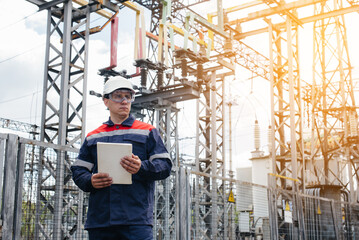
[85,174,98,193]
[137,163,147,177]
[136,159,171,181]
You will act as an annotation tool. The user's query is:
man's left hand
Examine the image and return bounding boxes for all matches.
[120,154,141,174]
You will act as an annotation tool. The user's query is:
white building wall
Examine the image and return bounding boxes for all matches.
[251,157,272,187]
[236,167,253,212]
[251,156,271,234]
[236,167,253,233]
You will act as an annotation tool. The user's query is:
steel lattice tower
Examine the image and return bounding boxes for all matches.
[269,15,304,190]
[310,0,358,202]
[33,2,90,238]
[194,73,227,239]
[140,2,178,238]
[132,1,228,239]
[268,13,307,238]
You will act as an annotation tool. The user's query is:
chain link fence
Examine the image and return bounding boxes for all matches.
[0,133,88,239]
[268,186,359,240]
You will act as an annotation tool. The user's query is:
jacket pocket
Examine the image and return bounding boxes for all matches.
[123,134,147,144]
[123,135,147,159]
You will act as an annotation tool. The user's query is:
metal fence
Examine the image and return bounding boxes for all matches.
[268,186,359,240]
[0,133,88,239]
[1,132,359,239]
[185,171,271,239]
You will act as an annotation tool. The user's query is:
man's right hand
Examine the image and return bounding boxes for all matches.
[91,173,113,189]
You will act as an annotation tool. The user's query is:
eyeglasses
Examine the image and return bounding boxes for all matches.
[108,90,135,103]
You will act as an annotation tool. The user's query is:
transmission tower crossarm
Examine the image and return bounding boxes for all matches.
[146,31,180,50]
[209,0,264,17]
[229,0,324,26]
[74,0,144,20]
[73,0,116,18]
[188,12,230,39]
[26,0,115,18]
[120,0,142,12]
[167,23,207,47]
[261,0,304,25]
[37,0,67,11]
[235,4,359,39]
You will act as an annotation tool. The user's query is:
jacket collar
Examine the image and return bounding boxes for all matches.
[103,114,135,127]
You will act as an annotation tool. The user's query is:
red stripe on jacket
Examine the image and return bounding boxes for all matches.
[87,120,154,138]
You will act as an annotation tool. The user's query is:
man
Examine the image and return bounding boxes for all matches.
[71,76,172,240]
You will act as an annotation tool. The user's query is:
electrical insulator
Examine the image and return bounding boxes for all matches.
[140,68,147,88]
[254,120,260,151]
[181,59,188,77]
[349,111,358,137]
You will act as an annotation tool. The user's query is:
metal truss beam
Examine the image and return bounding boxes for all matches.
[38,0,67,11]
[132,85,200,109]
[233,40,270,80]
[0,118,38,137]
[230,0,324,25]
[236,4,359,39]
[25,0,47,6]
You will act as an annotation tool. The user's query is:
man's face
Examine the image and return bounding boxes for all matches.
[104,89,134,119]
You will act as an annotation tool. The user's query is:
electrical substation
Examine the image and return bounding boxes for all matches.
[1,0,359,239]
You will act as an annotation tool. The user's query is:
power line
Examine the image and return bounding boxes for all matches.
[0,90,41,104]
[0,43,44,64]
[0,11,38,32]
[0,11,106,66]
[0,12,101,65]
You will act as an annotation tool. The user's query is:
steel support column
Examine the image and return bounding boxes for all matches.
[194,71,226,239]
[269,15,303,189]
[269,13,304,239]
[152,107,177,240]
[35,2,90,238]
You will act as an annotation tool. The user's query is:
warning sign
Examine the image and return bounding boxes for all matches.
[228,190,235,203]
[317,205,321,215]
[285,201,290,211]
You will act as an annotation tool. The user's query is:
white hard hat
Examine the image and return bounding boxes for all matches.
[103,76,135,95]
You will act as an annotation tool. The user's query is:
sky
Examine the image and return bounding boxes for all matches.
[1,0,359,172]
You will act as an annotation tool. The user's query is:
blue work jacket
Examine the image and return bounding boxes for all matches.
[71,115,172,229]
